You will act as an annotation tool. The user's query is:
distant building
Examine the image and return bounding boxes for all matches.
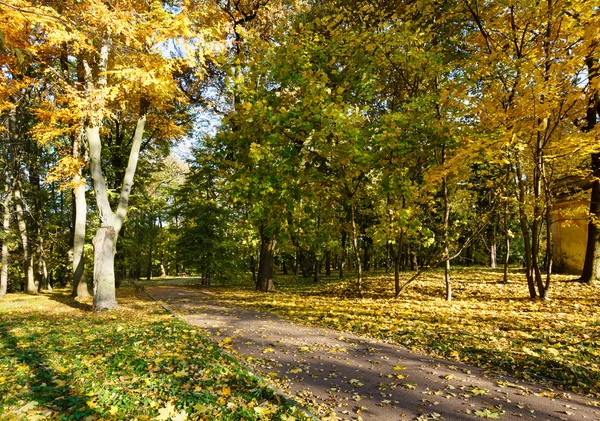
[551,200,589,274]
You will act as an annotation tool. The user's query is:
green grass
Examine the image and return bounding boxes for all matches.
[0,287,307,421]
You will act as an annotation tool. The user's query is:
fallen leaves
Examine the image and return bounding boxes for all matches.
[0,287,308,420]
[207,269,600,398]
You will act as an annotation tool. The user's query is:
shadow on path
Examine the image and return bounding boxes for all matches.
[146,286,600,421]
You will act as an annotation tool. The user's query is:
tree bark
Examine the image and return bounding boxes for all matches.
[313,255,321,283]
[92,226,117,309]
[88,114,147,309]
[350,203,363,297]
[146,217,155,280]
[515,152,537,298]
[0,186,11,298]
[442,172,452,301]
[580,153,600,282]
[71,130,90,298]
[339,230,347,279]
[394,233,404,297]
[13,180,36,293]
[257,228,277,292]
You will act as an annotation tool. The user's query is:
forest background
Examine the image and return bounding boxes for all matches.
[0,0,599,310]
[1,1,600,419]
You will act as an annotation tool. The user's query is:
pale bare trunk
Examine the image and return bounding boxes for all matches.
[37,239,51,291]
[350,204,363,297]
[0,186,11,298]
[87,113,146,310]
[92,226,117,309]
[13,180,35,293]
[71,130,90,298]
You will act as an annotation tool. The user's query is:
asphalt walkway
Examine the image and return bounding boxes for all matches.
[145,285,600,421]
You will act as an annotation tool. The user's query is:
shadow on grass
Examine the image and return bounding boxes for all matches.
[46,292,93,311]
[0,321,91,418]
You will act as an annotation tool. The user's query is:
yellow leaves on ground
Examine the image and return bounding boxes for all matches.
[0,288,308,421]
[210,269,600,397]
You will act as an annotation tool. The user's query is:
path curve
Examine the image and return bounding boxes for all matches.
[146,285,600,421]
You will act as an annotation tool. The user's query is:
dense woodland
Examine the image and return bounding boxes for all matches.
[0,0,599,309]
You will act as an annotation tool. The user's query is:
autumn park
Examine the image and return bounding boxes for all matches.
[1,0,600,419]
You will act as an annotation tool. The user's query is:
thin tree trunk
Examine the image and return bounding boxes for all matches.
[257,228,277,292]
[146,222,154,280]
[394,232,404,297]
[13,180,35,293]
[490,220,497,268]
[250,254,257,285]
[442,172,452,301]
[532,133,546,298]
[515,152,537,298]
[503,203,511,283]
[410,250,418,271]
[339,230,347,279]
[0,186,11,298]
[37,239,51,291]
[313,255,321,283]
[71,130,90,298]
[350,204,363,297]
[325,250,331,276]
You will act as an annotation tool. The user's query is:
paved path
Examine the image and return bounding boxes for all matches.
[146,286,600,421]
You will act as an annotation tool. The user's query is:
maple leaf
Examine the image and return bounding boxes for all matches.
[171,410,188,421]
[156,402,175,421]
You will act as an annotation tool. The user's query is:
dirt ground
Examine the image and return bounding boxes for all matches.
[145,285,600,421]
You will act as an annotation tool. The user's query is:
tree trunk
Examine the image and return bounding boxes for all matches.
[490,221,497,268]
[37,240,51,291]
[515,153,537,298]
[442,173,452,301]
[580,52,600,282]
[394,233,404,297]
[580,153,600,282]
[325,250,331,276]
[146,218,155,280]
[87,114,147,310]
[257,229,277,292]
[532,132,547,298]
[0,186,11,298]
[410,250,418,271]
[250,254,257,285]
[13,180,36,293]
[71,132,90,298]
[92,227,118,310]
[339,230,347,279]
[350,204,363,296]
[313,255,321,283]
[502,176,511,283]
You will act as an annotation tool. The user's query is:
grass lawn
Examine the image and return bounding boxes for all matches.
[172,268,600,400]
[0,286,308,421]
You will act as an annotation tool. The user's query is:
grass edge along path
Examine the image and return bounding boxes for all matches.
[132,280,320,421]
[183,269,600,401]
[0,287,312,421]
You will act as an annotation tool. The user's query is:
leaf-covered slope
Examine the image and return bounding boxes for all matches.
[0,288,307,421]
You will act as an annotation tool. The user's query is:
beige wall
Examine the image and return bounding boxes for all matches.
[551,201,589,274]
